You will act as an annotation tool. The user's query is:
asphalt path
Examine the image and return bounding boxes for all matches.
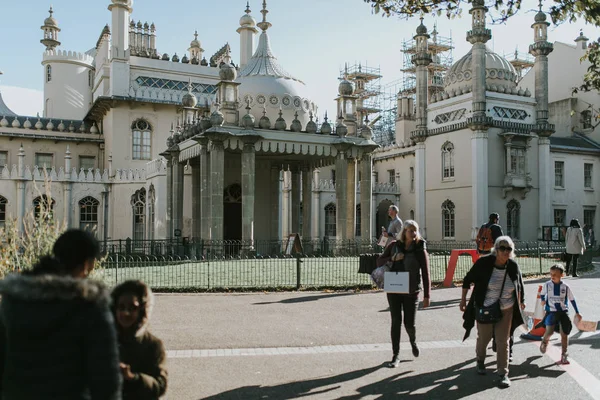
[151,263,600,400]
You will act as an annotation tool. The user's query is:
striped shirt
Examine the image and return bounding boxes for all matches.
[483,267,515,310]
[540,281,579,313]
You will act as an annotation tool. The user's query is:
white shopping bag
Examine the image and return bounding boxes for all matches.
[384,271,409,294]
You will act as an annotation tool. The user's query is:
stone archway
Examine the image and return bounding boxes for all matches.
[377,199,393,235]
[223,183,242,241]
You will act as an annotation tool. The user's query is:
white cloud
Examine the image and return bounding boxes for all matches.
[0,86,43,117]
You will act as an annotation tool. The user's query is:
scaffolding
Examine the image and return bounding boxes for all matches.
[505,49,534,83]
[339,63,382,117]
[372,78,403,146]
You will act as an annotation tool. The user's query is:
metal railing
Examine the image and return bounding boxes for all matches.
[97,238,594,292]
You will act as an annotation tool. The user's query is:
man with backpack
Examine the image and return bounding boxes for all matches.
[476,213,504,255]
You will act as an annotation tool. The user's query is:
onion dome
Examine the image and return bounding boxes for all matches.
[90,123,99,134]
[416,16,427,35]
[181,55,189,64]
[57,120,65,131]
[23,118,32,129]
[338,77,354,96]
[167,135,174,148]
[201,111,212,131]
[305,112,317,133]
[0,116,7,128]
[274,108,287,131]
[219,49,237,81]
[46,119,54,130]
[79,122,86,133]
[182,84,197,108]
[242,103,256,129]
[200,57,208,66]
[191,57,199,65]
[239,2,257,28]
[190,31,201,49]
[172,53,180,62]
[259,106,271,129]
[162,53,170,61]
[35,117,43,130]
[44,6,59,28]
[320,112,332,135]
[210,104,224,127]
[290,112,302,132]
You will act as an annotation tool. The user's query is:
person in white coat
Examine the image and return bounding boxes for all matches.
[565,218,586,277]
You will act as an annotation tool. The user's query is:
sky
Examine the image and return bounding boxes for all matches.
[0,0,598,118]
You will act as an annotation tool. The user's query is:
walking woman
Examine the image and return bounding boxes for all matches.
[0,229,121,400]
[460,236,526,388]
[565,218,586,277]
[378,220,431,368]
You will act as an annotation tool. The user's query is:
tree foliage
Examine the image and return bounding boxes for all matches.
[363,0,600,92]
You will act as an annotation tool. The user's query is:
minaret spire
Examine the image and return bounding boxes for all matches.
[257,0,272,32]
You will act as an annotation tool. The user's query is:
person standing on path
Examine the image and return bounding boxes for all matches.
[0,229,121,400]
[382,205,403,240]
[476,213,503,255]
[565,218,586,277]
[379,220,431,368]
[460,236,526,389]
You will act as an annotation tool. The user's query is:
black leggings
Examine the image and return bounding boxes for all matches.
[565,254,579,275]
[387,293,419,355]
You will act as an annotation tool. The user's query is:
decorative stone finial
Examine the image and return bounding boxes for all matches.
[290,111,302,132]
[320,111,332,135]
[305,112,317,133]
[259,105,271,129]
[274,107,287,130]
[257,0,272,32]
[210,102,224,127]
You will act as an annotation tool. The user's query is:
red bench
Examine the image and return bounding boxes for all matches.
[443,249,479,287]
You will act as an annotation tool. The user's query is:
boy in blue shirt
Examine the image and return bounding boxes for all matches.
[539,264,582,364]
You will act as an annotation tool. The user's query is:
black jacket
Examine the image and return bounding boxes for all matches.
[0,274,122,400]
[381,240,431,297]
[461,255,526,341]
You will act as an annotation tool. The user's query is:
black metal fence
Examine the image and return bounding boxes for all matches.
[97,238,594,292]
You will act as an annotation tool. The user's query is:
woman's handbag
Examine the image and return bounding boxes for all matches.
[371,264,390,289]
[475,268,508,324]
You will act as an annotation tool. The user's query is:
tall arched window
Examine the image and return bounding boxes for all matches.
[0,196,7,229]
[79,196,99,235]
[46,65,52,83]
[131,188,146,242]
[355,204,361,237]
[442,142,455,180]
[148,185,156,240]
[410,209,415,220]
[441,199,455,239]
[324,203,336,237]
[131,119,152,160]
[507,199,521,240]
[33,195,55,221]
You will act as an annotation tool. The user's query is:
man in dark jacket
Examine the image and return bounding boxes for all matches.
[477,213,503,255]
[0,273,122,399]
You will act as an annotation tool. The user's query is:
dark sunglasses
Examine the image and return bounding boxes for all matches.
[497,246,512,252]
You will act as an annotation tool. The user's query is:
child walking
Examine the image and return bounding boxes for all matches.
[111,280,168,400]
[539,264,582,365]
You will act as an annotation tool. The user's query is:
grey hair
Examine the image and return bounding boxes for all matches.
[389,205,399,213]
[491,235,516,259]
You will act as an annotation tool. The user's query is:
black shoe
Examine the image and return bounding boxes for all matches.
[499,375,511,388]
[573,274,579,277]
[388,354,400,368]
[476,360,486,375]
[411,342,420,358]
[492,339,497,353]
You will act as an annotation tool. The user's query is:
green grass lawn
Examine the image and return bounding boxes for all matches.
[96,253,564,291]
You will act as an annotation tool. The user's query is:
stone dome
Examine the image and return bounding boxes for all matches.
[44,7,58,27]
[444,46,518,95]
[219,61,237,81]
[182,91,197,108]
[534,10,547,23]
[338,78,354,96]
[240,13,256,27]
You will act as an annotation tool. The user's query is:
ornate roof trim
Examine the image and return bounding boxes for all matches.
[239,32,303,83]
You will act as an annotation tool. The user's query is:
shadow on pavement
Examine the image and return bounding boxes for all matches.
[197,356,562,399]
[198,365,403,400]
[252,291,363,305]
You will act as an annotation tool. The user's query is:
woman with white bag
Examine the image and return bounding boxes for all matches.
[376,220,431,368]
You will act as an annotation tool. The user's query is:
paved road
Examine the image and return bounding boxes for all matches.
[151,264,600,400]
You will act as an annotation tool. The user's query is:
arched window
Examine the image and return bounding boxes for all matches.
[46,65,52,83]
[131,188,146,242]
[33,195,55,221]
[355,204,361,237]
[582,110,592,129]
[79,196,99,235]
[131,119,152,160]
[324,203,336,237]
[148,185,156,240]
[506,199,520,240]
[442,142,455,180]
[410,209,415,220]
[441,199,455,239]
[0,196,7,229]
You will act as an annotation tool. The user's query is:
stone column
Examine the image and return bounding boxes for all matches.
[241,137,259,250]
[270,165,280,240]
[311,168,320,239]
[291,168,301,234]
[165,156,173,239]
[64,145,73,228]
[191,157,201,239]
[171,151,184,238]
[282,169,291,238]
[208,137,226,242]
[16,145,26,233]
[301,166,312,239]
[538,137,552,237]
[346,158,356,240]
[334,147,349,240]
[199,140,210,240]
[360,154,373,242]
[471,130,489,238]
[414,142,427,238]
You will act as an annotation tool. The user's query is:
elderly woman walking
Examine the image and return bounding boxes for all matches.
[378,220,431,368]
[460,236,526,388]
